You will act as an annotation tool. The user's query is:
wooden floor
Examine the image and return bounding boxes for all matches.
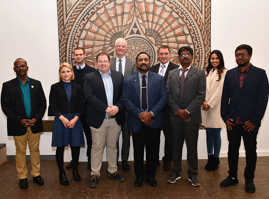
[0,157,268,199]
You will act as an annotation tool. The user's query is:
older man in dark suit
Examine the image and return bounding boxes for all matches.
[84,52,125,188]
[1,58,46,189]
[123,52,167,187]
[110,38,136,171]
[151,45,178,171]
[220,44,268,193]
[167,46,206,187]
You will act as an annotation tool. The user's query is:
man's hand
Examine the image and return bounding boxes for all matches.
[106,105,119,116]
[20,119,30,127]
[27,118,37,126]
[243,120,256,132]
[139,112,153,126]
[175,109,190,121]
[225,118,234,131]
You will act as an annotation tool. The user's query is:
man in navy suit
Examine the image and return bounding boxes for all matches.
[83,52,125,188]
[220,44,268,193]
[1,58,46,189]
[123,52,167,187]
[151,45,178,171]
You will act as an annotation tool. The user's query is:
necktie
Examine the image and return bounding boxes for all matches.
[119,59,122,74]
[180,69,188,97]
[142,75,147,110]
[159,64,165,76]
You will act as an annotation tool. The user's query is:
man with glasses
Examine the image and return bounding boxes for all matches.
[1,58,46,189]
[166,46,206,187]
[220,44,268,193]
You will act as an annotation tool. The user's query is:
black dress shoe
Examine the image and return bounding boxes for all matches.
[19,178,28,189]
[66,160,73,169]
[220,176,238,187]
[59,172,69,186]
[33,176,44,186]
[146,177,157,187]
[122,161,130,171]
[72,168,81,182]
[134,177,143,187]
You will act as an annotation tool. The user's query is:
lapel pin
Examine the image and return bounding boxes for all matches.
[31,85,34,88]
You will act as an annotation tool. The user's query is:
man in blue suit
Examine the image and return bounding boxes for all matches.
[123,52,167,187]
[220,44,268,193]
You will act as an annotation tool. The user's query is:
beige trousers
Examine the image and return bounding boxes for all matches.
[13,127,41,179]
[90,118,121,176]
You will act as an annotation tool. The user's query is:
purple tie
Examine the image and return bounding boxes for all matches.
[179,69,188,97]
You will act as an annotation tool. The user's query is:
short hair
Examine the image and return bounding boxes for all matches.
[59,62,74,81]
[178,46,193,56]
[74,47,85,54]
[115,38,127,47]
[157,45,171,53]
[13,58,27,67]
[136,52,151,63]
[235,44,252,56]
[96,52,110,62]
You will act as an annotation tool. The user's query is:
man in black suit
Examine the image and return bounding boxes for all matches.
[110,38,136,171]
[1,58,46,189]
[151,45,178,171]
[123,52,167,187]
[66,47,96,169]
[83,52,125,188]
[220,44,269,193]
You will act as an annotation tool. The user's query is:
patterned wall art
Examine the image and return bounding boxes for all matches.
[57,0,211,68]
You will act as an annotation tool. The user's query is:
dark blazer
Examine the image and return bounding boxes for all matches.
[151,62,178,82]
[72,64,96,89]
[1,78,46,136]
[221,65,269,127]
[83,70,124,128]
[48,81,83,116]
[123,72,167,133]
[167,66,206,123]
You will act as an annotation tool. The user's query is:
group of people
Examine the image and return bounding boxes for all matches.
[1,39,268,194]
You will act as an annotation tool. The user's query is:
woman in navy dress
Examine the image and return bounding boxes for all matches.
[48,62,84,185]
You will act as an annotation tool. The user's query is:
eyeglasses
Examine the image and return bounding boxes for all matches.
[15,64,27,68]
[235,53,248,57]
[180,53,192,57]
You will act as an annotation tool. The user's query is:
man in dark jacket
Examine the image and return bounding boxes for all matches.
[1,58,46,189]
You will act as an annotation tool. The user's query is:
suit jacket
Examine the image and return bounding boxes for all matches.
[221,65,269,127]
[83,70,124,128]
[167,66,206,123]
[1,77,46,136]
[123,72,167,133]
[110,57,136,78]
[72,64,96,89]
[151,62,178,82]
[48,81,84,116]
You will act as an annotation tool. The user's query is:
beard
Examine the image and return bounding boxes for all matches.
[238,61,249,67]
[137,64,150,73]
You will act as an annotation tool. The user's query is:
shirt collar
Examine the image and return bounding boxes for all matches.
[160,61,169,68]
[117,56,126,62]
[99,70,112,77]
[17,77,30,85]
[178,65,191,71]
[76,63,86,70]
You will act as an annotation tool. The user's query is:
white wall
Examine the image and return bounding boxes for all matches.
[0,0,268,161]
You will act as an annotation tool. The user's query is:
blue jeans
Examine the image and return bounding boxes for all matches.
[206,128,221,157]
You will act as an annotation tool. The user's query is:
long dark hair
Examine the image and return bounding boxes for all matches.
[206,50,225,81]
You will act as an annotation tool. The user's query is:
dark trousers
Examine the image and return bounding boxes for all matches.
[56,146,80,172]
[171,116,199,177]
[81,117,92,159]
[227,125,258,180]
[161,121,173,162]
[117,119,130,162]
[132,125,160,179]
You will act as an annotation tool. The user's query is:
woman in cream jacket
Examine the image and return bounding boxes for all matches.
[202,50,227,171]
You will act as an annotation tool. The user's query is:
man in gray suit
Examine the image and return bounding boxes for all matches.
[167,46,206,187]
[110,38,136,171]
